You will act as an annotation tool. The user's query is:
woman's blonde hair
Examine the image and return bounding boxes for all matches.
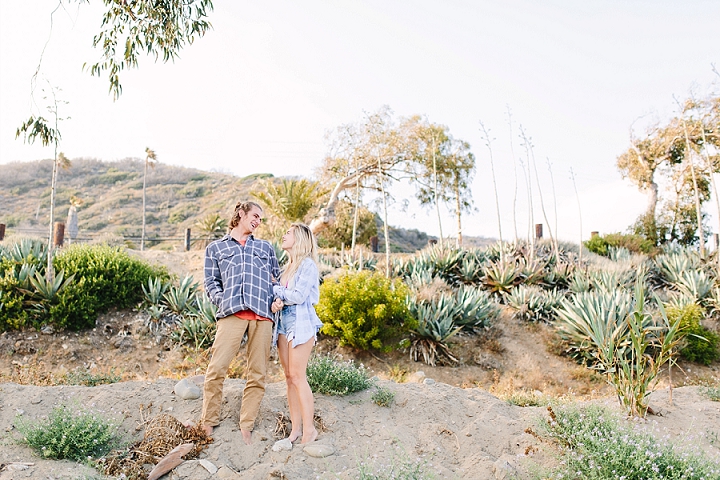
[281,223,318,284]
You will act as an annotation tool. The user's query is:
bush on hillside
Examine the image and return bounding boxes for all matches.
[51,244,170,330]
[667,303,720,365]
[584,232,655,257]
[316,270,412,351]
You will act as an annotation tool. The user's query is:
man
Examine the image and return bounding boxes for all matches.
[200,201,280,445]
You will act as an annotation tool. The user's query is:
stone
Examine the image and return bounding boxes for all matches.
[272,438,293,452]
[148,443,194,480]
[199,459,218,474]
[423,378,436,385]
[492,454,520,480]
[174,378,202,400]
[407,371,426,383]
[217,466,242,479]
[303,443,335,458]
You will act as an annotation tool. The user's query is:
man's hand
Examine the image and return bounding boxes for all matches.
[271,297,284,313]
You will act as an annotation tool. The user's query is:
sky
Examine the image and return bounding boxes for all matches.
[1,0,719,243]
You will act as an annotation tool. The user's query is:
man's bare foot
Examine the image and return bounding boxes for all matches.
[288,430,302,443]
[241,428,252,445]
[301,428,318,444]
[201,424,214,437]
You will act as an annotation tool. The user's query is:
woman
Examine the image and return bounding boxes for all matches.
[271,223,323,444]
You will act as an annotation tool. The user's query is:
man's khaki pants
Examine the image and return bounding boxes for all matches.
[201,316,272,431]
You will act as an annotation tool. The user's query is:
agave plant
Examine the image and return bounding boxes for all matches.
[505,285,562,323]
[426,245,465,286]
[406,296,461,366]
[28,270,75,301]
[451,286,500,331]
[142,277,170,307]
[457,256,483,285]
[542,262,574,290]
[5,238,48,266]
[568,270,591,293]
[554,288,636,364]
[482,260,522,296]
[671,269,715,304]
[170,294,218,350]
[517,257,546,285]
[587,269,635,293]
[163,275,200,317]
[654,251,702,286]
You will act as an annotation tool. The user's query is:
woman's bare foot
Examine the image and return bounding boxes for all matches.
[201,424,214,437]
[288,430,302,443]
[301,428,318,444]
[240,429,253,445]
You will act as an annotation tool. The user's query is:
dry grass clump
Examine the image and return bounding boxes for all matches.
[100,411,211,479]
[273,412,327,440]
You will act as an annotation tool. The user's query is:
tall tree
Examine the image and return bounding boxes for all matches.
[85,0,214,99]
[16,85,70,280]
[617,94,719,246]
[140,147,157,251]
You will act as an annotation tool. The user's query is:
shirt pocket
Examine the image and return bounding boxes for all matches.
[217,251,241,278]
[252,252,272,285]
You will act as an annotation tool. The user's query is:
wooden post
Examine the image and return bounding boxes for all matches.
[53,222,65,247]
[370,236,379,253]
[0,224,5,241]
[535,223,543,239]
[185,228,191,251]
[591,231,599,238]
[714,233,719,251]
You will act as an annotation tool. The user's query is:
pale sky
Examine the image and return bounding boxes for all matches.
[1,1,719,242]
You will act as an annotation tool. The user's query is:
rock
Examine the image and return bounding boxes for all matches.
[492,453,520,480]
[147,442,194,480]
[303,443,335,458]
[423,378,436,385]
[111,335,134,350]
[189,374,205,386]
[199,459,218,474]
[217,465,242,479]
[174,378,202,400]
[173,460,212,479]
[474,352,502,370]
[40,325,54,335]
[272,438,293,452]
[407,371,426,383]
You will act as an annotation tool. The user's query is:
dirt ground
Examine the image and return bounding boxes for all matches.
[0,250,719,479]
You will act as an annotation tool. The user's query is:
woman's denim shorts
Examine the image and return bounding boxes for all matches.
[277,305,297,340]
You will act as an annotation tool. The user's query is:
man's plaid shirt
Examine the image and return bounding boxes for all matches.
[204,234,280,320]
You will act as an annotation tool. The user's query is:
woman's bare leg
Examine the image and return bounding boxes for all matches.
[277,334,302,442]
[287,339,317,444]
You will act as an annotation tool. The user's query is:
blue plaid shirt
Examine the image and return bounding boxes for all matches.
[204,234,280,320]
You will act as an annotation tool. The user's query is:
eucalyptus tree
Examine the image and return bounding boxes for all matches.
[313,107,416,274]
[84,0,214,100]
[16,86,70,280]
[617,94,719,246]
[407,119,475,246]
[140,147,157,251]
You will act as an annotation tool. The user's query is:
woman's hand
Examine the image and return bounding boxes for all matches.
[271,297,284,313]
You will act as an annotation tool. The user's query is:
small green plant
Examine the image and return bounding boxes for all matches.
[16,403,123,461]
[536,404,720,479]
[701,386,720,401]
[306,354,374,395]
[63,368,121,386]
[141,276,169,307]
[371,386,395,407]
[356,445,436,480]
[163,275,199,316]
[317,271,412,351]
[406,295,461,366]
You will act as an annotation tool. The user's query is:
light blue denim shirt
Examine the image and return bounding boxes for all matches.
[273,257,323,347]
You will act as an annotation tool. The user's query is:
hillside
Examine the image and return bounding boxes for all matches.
[0,159,437,252]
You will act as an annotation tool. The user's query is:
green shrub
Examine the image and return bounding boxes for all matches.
[0,275,29,330]
[16,403,123,461]
[306,354,374,395]
[317,271,411,351]
[584,232,655,257]
[537,404,720,479]
[51,244,169,330]
[371,386,395,407]
[701,386,720,401]
[667,303,720,365]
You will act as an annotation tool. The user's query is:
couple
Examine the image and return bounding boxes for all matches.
[199,201,323,445]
